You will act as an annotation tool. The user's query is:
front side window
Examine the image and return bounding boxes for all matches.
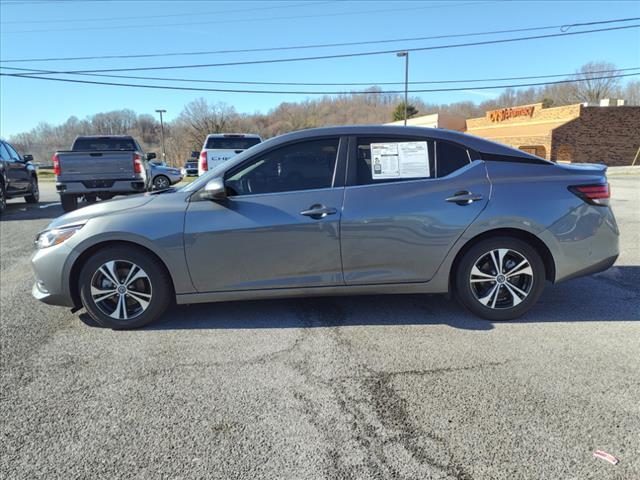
[436,141,471,178]
[4,143,20,160]
[225,138,339,196]
[0,143,10,161]
[355,137,435,186]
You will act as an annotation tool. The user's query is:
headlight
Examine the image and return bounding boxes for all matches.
[35,224,84,249]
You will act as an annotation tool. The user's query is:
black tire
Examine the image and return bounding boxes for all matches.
[78,246,172,329]
[98,194,115,201]
[24,177,39,203]
[454,236,546,321]
[0,180,6,214]
[60,194,78,212]
[153,175,170,190]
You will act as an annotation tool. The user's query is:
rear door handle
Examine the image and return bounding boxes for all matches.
[446,191,484,205]
[300,204,337,219]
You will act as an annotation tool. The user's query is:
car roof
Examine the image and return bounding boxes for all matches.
[261,125,543,160]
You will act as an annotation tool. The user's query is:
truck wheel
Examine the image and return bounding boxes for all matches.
[78,246,172,329]
[24,177,40,203]
[98,194,114,201]
[60,194,78,212]
[153,175,170,190]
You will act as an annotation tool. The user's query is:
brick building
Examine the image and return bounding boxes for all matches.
[465,102,640,166]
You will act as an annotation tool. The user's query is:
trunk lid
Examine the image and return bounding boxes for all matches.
[57,151,136,181]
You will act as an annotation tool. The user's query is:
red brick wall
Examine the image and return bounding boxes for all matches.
[551,106,640,166]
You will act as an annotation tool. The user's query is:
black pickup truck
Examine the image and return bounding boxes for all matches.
[54,135,155,212]
[0,140,39,214]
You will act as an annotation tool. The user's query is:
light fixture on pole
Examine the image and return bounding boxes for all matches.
[155,109,167,163]
[396,51,409,126]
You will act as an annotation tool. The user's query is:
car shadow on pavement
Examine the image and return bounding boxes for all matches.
[78,266,640,332]
[0,201,63,221]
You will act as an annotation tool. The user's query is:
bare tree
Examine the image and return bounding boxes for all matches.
[564,61,622,103]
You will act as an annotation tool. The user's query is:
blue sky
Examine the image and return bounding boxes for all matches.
[1,0,639,138]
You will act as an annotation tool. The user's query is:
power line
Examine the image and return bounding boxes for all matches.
[2,16,637,63]
[0,0,335,24]
[4,65,639,87]
[2,71,638,95]
[12,23,639,75]
[0,1,493,34]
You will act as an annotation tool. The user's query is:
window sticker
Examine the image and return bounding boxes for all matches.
[370,141,429,179]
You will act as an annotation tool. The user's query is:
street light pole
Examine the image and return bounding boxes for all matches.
[155,109,167,163]
[396,51,409,126]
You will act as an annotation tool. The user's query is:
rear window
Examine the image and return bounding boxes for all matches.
[73,137,136,151]
[185,162,197,168]
[205,137,261,150]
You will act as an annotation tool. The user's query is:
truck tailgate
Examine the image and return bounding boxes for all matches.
[57,151,136,181]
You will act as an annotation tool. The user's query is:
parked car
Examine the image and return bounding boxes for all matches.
[197,133,261,176]
[0,140,39,213]
[181,161,198,177]
[31,126,618,329]
[149,160,183,190]
[53,135,153,212]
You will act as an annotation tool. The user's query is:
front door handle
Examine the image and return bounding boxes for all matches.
[300,204,337,220]
[446,191,484,205]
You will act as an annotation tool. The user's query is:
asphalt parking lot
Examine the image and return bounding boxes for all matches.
[1,175,639,480]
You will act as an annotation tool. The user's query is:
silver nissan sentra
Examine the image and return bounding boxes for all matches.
[31,126,619,329]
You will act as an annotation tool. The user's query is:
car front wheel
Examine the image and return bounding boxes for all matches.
[24,177,39,203]
[455,237,546,321]
[153,175,170,190]
[78,246,172,329]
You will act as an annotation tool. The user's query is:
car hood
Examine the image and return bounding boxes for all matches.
[48,194,155,229]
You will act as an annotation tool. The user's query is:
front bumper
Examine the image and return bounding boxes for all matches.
[31,243,78,308]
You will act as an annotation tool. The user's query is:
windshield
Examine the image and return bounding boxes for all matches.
[205,137,261,150]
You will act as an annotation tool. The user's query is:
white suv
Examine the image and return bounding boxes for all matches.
[198,133,262,176]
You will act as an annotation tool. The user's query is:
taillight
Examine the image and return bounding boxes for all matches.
[200,151,208,172]
[133,153,143,173]
[52,153,60,175]
[569,183,610,206]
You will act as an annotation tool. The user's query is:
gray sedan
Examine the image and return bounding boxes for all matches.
[31,126,619,329]
[149,161,183,190]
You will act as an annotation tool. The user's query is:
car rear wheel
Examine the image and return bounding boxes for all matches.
[60,194,78,212]
[153,175,170,190]
[455,236,546,321]
[79,246,172,329]
[24,177,39,203]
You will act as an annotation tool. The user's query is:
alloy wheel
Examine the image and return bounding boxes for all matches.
[154,176,170,189]
[469,248,534,309]
[90,260,152,320]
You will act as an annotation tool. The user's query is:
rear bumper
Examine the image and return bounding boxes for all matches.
[540,204,620,283]
[56,180,147,195]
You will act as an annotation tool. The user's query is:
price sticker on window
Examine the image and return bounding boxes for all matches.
[370,141,429,179]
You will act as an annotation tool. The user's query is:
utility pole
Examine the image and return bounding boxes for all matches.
[155,109,167,163]
[396,51,409,126]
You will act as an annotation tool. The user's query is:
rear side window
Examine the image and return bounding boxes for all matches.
[354,137,435,186]
[72,137,136,151]
[225,138,339,196]
[205,137,261,150]
[436,141,471,178]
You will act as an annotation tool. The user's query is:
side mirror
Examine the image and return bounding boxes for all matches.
[201,177,226,200]
[191,151,199,159]
[23,154,33,162]
[146,152,157,160]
